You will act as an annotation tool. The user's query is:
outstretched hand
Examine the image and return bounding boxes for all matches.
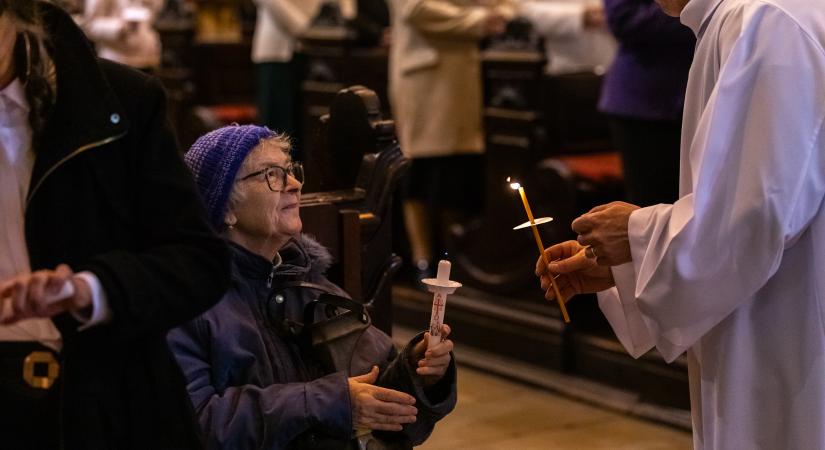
[571,201,639,266]
[349,366,417,432]
[0,264,92,324]
[535,240,615,302]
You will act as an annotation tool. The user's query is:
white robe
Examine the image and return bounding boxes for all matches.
[597,0,825,448]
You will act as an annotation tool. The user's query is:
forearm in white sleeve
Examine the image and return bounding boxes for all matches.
[72,271,113,331]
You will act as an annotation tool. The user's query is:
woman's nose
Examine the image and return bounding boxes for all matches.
[284,174,302,192]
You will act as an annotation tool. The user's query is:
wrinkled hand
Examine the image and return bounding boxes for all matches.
[572,201,640,266]
[349,366,417,432]
[536,240,615,302]
[411,324,453,386]
[583,4,606,28]
[0,264,92,324]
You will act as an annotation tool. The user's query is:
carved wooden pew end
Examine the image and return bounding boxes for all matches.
[300,86,409,335]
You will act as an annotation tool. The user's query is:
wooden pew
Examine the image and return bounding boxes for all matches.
[155,1,258,151]
[296,6,390,159]
[300,86,408,336]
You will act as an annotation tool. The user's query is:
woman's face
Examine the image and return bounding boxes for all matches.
[0,13,18,88]
[227,140,303,256]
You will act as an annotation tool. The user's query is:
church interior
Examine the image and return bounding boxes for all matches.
[42,0,695,447]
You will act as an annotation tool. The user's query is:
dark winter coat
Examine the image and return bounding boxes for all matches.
[168,236,457,449]
[13,3,230,449]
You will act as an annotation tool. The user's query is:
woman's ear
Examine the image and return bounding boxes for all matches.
[225,212,237,230]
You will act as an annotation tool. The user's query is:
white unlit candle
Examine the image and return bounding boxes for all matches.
[424,260,461,348]
[436,260,451,282]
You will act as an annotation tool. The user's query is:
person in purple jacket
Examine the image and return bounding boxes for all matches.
[598,0,695,206]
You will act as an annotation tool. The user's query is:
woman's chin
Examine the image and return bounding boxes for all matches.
[284,218,303,236]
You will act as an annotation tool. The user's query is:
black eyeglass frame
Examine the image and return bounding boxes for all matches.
[239,162,304,192]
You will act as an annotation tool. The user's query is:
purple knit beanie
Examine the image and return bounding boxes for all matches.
[184,124,277,231]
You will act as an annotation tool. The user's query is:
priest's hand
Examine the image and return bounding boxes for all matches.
[349,366,418,432]
[536,240,615,301]
[411,324,454,386]
[572,201,640,266]
[0,264,92,324]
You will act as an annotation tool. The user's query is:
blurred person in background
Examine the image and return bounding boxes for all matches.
[388,0,514,279]
[519,0,616,75]
[81,0,165,71]
[252,0,320,138]
[598,0,694,206]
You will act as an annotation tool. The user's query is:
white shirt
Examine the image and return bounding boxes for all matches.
[597,0,825,448]
[0,79,111,351]
[519,0,616,74]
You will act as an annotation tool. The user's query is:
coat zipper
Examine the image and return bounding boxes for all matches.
[22,131,125,450]
[267,265,277,288]
[25,131,127,210]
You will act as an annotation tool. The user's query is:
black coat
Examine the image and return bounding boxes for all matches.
[15,3,230,449]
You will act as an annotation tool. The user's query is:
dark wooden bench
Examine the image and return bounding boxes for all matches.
[300,86,408,335]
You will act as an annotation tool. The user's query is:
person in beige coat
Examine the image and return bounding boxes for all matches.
[388,0,513,277]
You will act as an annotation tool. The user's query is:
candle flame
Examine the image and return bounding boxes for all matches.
[506,177,521,190]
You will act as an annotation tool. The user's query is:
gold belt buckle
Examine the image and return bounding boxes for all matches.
[22,351,60,390]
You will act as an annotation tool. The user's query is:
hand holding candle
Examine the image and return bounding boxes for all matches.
[0,266,82,324]
[422,260,462,348]
[508,178,571,323]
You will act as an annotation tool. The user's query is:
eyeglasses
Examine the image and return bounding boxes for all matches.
[239,162,304,192]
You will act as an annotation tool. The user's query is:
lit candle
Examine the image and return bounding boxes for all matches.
[508,178,570,323]
[422,260,462,348]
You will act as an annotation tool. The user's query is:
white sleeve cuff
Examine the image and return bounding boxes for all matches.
[71,271,113,331]
[596,263,656,359]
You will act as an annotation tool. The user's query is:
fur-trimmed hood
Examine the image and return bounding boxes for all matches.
[288,233,334,278]
[229,233,334,284]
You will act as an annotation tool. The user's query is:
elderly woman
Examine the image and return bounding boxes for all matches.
[168,125,457,449]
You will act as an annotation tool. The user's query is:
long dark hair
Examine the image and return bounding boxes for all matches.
[1,0,55,150]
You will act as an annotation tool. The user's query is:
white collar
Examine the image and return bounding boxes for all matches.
[0,78,30,114]
[681,0,727,35]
